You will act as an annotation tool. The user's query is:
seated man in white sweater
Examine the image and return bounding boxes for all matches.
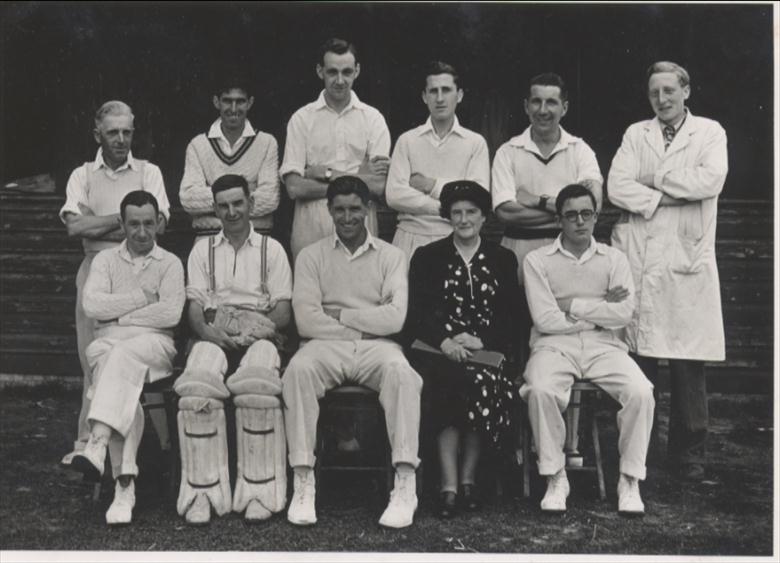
[72,191,185,525]
[283,176,423,529]
[386,61,490,262]
[521,184,654,516]
[179,77,280,237]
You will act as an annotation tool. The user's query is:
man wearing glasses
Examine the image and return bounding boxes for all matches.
[520,184,655,516]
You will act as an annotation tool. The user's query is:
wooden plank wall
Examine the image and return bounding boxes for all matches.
[0,192,773,392]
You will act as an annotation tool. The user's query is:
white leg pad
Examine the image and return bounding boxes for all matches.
[232,394,287,516]
[176,397,232,518]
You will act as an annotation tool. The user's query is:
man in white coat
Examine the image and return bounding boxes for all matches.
[607,61,728,480]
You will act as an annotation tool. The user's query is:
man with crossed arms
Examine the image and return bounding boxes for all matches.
[386,60,490,261]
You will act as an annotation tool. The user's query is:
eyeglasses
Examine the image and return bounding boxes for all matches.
[561,210,597,223]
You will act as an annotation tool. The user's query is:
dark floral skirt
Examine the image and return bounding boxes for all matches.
[427,362,516,448]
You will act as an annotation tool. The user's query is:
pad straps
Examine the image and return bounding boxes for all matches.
[208,235,216,293]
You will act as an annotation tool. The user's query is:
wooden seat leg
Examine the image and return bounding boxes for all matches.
[565,388,582,466]
[522,421,531,498]
[591,411,606,500]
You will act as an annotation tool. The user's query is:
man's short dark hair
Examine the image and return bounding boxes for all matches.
[555,184,597,215]
[439,180,492,218]
[529,72,568,102]
[423,61,460,89]
[213,72,252,98]
[319,37,358,66]
[326,176,370,205]
[211,174,250,198]
[120,190,159,220]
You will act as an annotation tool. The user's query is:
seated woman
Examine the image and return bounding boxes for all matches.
[405,180,522,518]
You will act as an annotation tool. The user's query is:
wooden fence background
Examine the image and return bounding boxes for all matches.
[0,192,773,393]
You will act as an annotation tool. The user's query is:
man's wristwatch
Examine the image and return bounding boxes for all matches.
[537,194,550,210]
[324,167,333,182]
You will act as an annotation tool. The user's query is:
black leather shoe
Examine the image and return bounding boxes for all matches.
[460,484,481,512]
[438,491,458,519]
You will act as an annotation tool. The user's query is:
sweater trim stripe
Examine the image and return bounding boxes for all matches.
[208,134,257,165]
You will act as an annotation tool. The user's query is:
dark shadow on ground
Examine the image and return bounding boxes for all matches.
[0,386,774,555]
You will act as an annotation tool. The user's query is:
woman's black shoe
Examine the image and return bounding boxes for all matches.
[460,484,481,511]
[438,491,458,519]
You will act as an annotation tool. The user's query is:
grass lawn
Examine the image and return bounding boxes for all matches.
[0,385,775,559]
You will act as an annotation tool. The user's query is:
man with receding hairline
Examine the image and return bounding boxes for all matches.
[608,61,728,481]
[59,100,171,467]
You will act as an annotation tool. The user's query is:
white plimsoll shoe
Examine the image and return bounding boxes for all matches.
[106,479,135,525]
[540,468,570,513]
[71,433,108,481]
[186,494,211,526]
[617,473,645,516]
[287,468,317,526]
[379,471,418,529]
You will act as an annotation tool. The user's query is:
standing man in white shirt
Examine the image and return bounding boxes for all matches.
[179,77,280,238]
[491,72,603,284]
[59,101,171,467]
[386,61,490,261]
[608,61,728,481]
[521,184,654,516]
[280,37,392,260]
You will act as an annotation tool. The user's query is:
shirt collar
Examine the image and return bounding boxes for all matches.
[332,230,378,257]
[92,148,136,172]
[207,119,255,141]
[653,107,691,133]
[118,240,164,262]
[546,234,604,262]
[509,126,577,157]
[418,116,466,140]
[314,90,365,114]
[212,229,263,249]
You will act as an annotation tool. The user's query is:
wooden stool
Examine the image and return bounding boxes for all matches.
[521,380,606,500]
[314,385,394,494]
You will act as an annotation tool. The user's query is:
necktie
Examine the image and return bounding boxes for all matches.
[663,125,676,150]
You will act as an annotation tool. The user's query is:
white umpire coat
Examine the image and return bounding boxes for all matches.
[608,110,728,361]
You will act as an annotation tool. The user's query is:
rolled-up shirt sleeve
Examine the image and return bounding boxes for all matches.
[491,144,518,210]
[59,165,88,222]
[280,111,307,179]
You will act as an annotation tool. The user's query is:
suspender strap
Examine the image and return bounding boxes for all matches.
[207,233,269,298]
[208,235,216,293]
[260,234,268,294]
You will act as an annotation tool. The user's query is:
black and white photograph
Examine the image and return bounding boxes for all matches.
[1,2,777,561]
